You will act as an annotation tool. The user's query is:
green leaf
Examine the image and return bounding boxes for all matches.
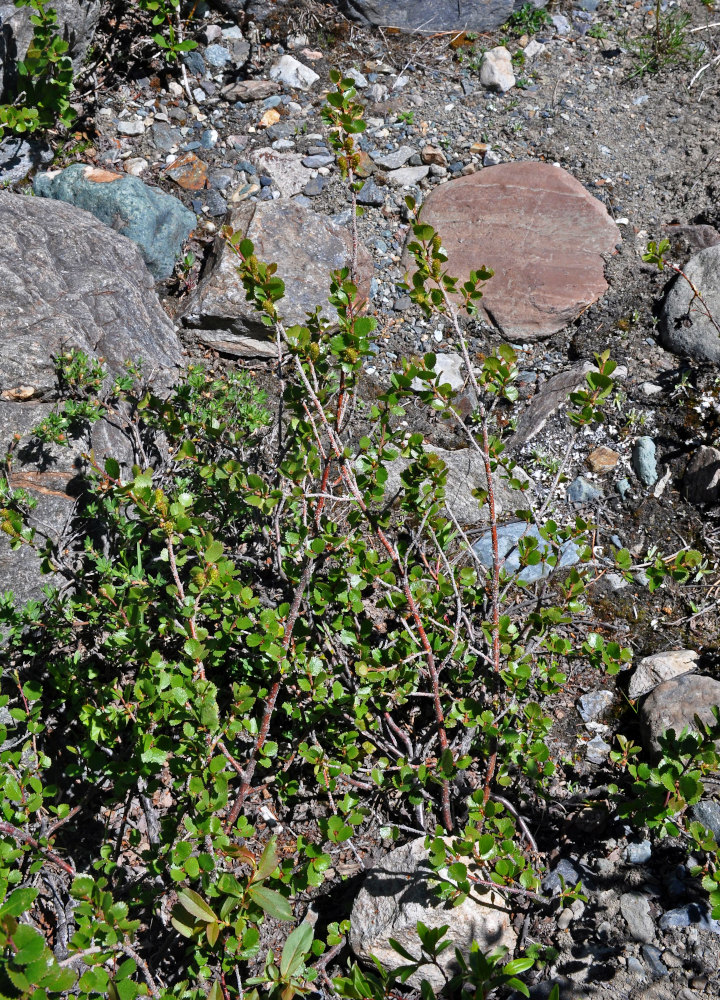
[248,885,293,921]
[503,957,534,975]
[256,836,279,881]
[70,876,94,899]
[184,637,206,661]
[141,742,168,766]
[207,981,223,1000]
[1,887,38,916]
[205,539,224,563]
[280,921,314,977]
[171,909,197,939]
[177,888,218,923]
[13,924,45,965]
[388,938,416,962]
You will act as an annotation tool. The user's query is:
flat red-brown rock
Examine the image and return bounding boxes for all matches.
[409,162,619,340]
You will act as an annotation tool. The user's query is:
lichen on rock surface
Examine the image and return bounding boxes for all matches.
[33,162,196,280]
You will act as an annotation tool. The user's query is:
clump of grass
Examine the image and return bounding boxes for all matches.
[626,2,702,77]
[504,2,553,35]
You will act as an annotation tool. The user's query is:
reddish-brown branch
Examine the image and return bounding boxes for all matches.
[0,820,75,875]
[287,344,454,830]
[225,557,315,829]
[225,681,281,830]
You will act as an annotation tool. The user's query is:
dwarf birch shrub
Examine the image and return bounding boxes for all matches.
[0,0,75,139]
[0,70,718,1000]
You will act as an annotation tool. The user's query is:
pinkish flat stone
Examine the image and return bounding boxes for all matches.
[409,162,619,340]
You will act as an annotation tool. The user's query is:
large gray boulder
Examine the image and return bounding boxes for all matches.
[334,0,545,33]
[641,674,720,757]
[0,191,183,606]
[350,837,516,991]
[182,199,373,356]
[384,445,530,529]
[660,245,720,362]
[628,649,698,700]
[684,445,720,504]
[0,0,100,98]
[0,192,182,392]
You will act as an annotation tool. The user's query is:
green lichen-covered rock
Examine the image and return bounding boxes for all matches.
[33,162,196,280]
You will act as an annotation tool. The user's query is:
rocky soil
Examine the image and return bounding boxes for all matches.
[3,0,720,996]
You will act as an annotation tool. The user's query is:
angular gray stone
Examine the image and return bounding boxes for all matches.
[386,164,429,187]
[567,476,602,504]
[620,892,656,945]
[34,163,196,280]
[356,176,386,206]
[659,903,720,934]
[577,689,614,722]
[344,67,368,87]
[691,799,720,841]
[302,154,334,168]
[204,43,232,68]
[629,649,698,700]
[223,78,281,102]
[269,54,319,90]
[641,944,667,978]
[626,840,652,864]
[116,118,145,136]
[0,135,52,186]
[473,521,581,584]
[510,364,594,449]
[371,145,415,170]
[524,39,545,61]
[480,47,516,92]
[632,436,657,487]
[641,674,720,757]
[385,446,530,529]
[350,837,516,991]
[0,0,100,98]
[333,0,541,33]
[660,246,720,363]
[411,354,466,392]
[150,122,182,153]
[182,199,373,355]
[365,82,387,103]
[684,445,720,504]
[0,191,183,605]
[250,148,312,198]
[302,176,325,197]
[585,734,611,764]
[542,857,594,895]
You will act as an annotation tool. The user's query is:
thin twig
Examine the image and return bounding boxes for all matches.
[0,821,75,876]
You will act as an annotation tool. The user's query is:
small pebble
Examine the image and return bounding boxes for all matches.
[626,840,652,864]
[117,119,145,136]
